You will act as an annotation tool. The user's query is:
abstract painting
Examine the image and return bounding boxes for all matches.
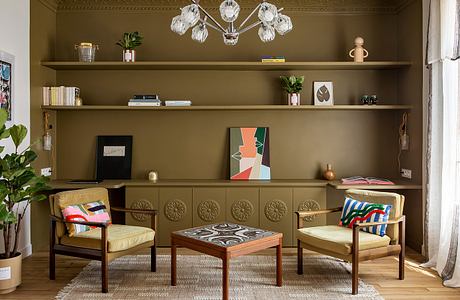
[230,127,270,180]
[0,50,14,121]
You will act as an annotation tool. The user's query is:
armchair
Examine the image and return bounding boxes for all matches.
[295,189,405,295]
[49,187,157,293]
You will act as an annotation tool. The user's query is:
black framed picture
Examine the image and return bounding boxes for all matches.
[96,136,133,180]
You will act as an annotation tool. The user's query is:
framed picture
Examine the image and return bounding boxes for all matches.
[0,50,14,121]
[96,136,133,180]
[230,127,270,180]
[313,81,334,106]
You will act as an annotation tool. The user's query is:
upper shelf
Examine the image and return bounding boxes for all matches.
[41,105,413,111]
[41,61,412,71]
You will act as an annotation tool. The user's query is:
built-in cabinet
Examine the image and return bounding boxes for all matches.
[125,186,326,246]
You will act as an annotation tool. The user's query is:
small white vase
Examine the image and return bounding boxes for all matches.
[288,93,300,106]
[123,50,136,62]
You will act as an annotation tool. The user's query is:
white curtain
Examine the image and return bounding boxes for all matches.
[424,0,460,287]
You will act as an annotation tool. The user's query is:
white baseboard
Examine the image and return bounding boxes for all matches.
[20,243,32,258]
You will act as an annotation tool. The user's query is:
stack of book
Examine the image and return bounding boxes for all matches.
[42,86,80,106]
[341,176,394,185]
[128,95,161,106]
[261,56,286,63]
[165,100,192,106]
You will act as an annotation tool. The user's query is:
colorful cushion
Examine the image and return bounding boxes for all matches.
[61,201,111,237]
[339,197,392,237]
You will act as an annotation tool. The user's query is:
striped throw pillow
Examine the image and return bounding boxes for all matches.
[339,197,392,237]
[61,201,111,236]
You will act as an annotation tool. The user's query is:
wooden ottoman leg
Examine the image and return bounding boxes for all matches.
[276,239,283,286]
[297,240,303,275]
[171,240,177,286]
[223,257,229,300]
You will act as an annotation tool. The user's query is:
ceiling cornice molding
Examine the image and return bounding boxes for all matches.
[56,0,405,14]
[39,0,59,12]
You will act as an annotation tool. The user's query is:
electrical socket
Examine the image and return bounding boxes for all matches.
[401,168,412,179]
[41,167,52,177]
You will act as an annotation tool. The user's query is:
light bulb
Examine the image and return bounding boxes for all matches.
[275,14,293,35]
[220,0,240,22]
[258,2,278,25]
[171,15,190,35]
[258,24,276,43]
[223,32,239,46]
[181,4,200,27]
[192,23,208,43]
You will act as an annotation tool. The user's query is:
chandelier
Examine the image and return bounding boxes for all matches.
[170,0,293,45]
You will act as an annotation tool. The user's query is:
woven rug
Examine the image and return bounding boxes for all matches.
[56,255,382,299]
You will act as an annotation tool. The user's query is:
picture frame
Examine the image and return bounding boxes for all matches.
[96,135,133,180]
[313,81,334,106]
[0,50,14,121]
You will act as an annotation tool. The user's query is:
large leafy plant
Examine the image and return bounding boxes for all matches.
[0,109,49,259]
[116,32,143,50]
[280,75,305,93]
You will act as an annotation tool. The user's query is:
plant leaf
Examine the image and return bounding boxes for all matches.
[9,125,28,149]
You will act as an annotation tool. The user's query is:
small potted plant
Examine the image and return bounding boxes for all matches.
[116,31,143,62]
[0,109,49,294]
[280,75,305,106]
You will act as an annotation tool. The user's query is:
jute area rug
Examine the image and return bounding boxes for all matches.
[56,255,382,299]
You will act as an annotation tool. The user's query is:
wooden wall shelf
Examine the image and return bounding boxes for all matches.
[41,61,412,71]
[41,105,412,111]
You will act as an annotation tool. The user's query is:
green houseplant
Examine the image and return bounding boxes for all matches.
[116,31,143,62]
[0,109,49,294]
[280,75,305,106]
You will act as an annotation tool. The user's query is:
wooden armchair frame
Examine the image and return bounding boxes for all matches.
[50,206,158,293]
[295,208,405,295]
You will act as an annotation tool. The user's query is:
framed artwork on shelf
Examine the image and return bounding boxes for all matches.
[0,50,14,121]
[230,127,270,180]
[96,135,133,180]
[313,81,334,106]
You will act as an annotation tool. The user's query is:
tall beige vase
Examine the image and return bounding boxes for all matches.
[0,253,22,294]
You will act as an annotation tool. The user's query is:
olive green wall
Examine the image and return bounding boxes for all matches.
[30,0,424,251]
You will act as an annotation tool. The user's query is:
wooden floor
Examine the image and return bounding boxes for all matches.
[3,247,459,299]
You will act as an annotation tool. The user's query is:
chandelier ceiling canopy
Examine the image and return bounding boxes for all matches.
[171,0,293,45]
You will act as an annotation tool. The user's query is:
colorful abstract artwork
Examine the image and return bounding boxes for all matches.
[230,127,270,180]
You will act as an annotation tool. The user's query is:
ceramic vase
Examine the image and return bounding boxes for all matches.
[123,50,136,62]
[323,164,336,181]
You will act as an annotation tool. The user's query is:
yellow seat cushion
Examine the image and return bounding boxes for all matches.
[296,225,390,255]
[60,224,155,253]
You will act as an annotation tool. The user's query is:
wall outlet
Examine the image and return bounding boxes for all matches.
[41,167,52,177]
[401,168,412,179]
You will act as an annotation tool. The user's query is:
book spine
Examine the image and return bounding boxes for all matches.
[128,102,161,106]
[42,87,50,106]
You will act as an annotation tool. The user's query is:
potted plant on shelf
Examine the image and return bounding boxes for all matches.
[116,31,143,62]
[280,75,305,106]
[0,109,49,294]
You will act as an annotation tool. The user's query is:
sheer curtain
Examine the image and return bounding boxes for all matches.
[424,0,460,287]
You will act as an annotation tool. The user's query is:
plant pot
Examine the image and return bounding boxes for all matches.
[0,253,22,294]
[123,50,136,62]
[288,93,300,106]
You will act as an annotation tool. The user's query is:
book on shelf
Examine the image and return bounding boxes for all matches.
[165,100,192,106]
[133,94,159,100]
[341,176,395,185]
[128,98,162,106]
[42,86,80,106]
[261,56,286,63]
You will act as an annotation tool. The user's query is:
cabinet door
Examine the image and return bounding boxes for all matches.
[125,187,159,228]
[226,188,259,227]
[159,188,193,246]
[193,188,226,226]
[293,188,326,245]
[260,188,293,246]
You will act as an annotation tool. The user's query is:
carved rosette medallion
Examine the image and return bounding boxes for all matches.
[298,199,321,222]
[197,200,220,222]
[130,199,153,222]
[264,199,288,222]
[231,199,254,222]
[165,199,187,222]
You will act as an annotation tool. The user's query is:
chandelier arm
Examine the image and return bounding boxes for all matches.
[237,3,261,31]
[201,19,222,33]
[192,0,227,33]
[239,7,285,35]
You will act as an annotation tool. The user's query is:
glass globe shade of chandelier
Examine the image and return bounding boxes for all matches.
[170,0,293,46]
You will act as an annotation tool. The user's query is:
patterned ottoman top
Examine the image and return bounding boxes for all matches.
[174,223,277,247]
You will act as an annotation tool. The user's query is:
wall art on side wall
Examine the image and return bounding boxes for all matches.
[230,127,270,180]
[313,81,334,106]
[0,50,14,121]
